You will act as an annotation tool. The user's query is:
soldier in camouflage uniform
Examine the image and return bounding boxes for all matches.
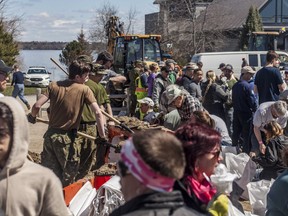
[129,60,144,116]
[75,57,108,180]
[27,60,107,187]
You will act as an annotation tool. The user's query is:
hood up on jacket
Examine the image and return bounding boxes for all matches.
[0,97,29,178]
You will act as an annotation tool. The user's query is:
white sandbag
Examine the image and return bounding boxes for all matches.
[69,181,96,216]
[225,152,257,199]
[89,175,124,216]
[228,199,246,216]
[247,180,274,216]
[221,146,237,165]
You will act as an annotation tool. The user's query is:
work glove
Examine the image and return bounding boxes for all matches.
[95,137,109,145]
[27,113,36,124]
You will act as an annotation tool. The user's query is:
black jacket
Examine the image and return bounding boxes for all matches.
[174,180,211,215]
[253,135,288,180]
[109,191,200,216]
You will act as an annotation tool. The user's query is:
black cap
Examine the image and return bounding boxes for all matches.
[225,64,233,71]
[0,60,12,75]
[218,63,226,69]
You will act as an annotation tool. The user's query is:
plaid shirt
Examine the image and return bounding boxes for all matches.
[178,94,203,121]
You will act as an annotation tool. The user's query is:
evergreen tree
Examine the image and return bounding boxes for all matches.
[0,20,19,66]
[240,6,263,50]
[59,29,92,67]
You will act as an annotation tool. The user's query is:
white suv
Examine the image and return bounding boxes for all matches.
[24,66,51,87]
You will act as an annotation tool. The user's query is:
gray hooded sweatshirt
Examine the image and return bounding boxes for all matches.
[0,97,69,216]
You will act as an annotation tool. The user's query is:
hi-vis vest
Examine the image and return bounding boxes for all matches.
[135,76,148,100]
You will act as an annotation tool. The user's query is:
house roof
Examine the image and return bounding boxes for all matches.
[198,0,267,31]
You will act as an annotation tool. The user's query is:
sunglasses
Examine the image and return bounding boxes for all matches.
[117,160,130,178]
[205,147,222,158]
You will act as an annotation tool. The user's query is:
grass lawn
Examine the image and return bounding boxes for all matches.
[3,85,47,96]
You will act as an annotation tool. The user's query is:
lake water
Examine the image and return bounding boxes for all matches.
[18,50,68,81]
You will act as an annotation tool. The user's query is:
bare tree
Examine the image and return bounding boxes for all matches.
[125,7,137,34]
[0,0,23,39]
[89,1,118,44]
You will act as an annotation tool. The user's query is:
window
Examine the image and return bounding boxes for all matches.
[260,0,288,23]
[248,54,258,67]
[143,39,161,62]
[260,0,276,23]
[114,37,125,72]
[260,54,266,66]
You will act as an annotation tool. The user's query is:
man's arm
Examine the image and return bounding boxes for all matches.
[253,125,265,154]
[31,94,49,117]
[90,102,106,138]
[278,83,286,92]
[106,103,113,116]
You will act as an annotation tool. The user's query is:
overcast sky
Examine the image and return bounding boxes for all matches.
[6,0,159,42]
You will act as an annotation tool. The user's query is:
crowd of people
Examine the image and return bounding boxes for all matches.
[0,49,288,215]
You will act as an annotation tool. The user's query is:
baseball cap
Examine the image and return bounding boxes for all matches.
[241,66,255,74]
[0,60,12,75]
[90,63,108,75]
[166,84,182,105]
[165,59,177,66]
[137,97,154,107]
[224,64,233,72]
[77,55,93,70]
[185,63,198,70]
[218,63,226,69]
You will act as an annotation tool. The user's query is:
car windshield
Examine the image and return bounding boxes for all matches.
[28,69,47,74]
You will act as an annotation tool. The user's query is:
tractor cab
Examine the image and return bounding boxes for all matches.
[112,35,162,76]
[248,31,279,51]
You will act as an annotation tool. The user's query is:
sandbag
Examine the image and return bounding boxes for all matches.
[89,176,124,216]
[225,153,257,199]
[247,180,274,216]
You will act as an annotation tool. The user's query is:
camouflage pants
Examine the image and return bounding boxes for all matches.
[75,124,97,180]
[41,128,79,187]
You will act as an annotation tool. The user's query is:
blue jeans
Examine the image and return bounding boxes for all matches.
[12,83,29,105]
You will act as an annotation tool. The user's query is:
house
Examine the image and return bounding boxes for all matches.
[145,0,288,56]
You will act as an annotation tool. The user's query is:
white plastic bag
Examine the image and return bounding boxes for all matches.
[68,181,97,216]
[247,180,274,216]
[225,153,257,199]
[89,175,124,216]
[221,146,237,165]
[228,199,246,216]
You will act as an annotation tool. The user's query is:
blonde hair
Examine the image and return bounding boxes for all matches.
[264,121,283,141]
